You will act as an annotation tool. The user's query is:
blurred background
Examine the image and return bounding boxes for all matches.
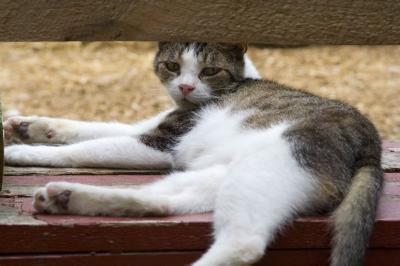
[0,42,399,139]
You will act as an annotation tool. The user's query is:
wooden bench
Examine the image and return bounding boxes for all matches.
[1,1,400,265]
[0,142,399,265]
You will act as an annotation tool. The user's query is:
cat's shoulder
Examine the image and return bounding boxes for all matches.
[240,78,315,96]
[234,78,361,115]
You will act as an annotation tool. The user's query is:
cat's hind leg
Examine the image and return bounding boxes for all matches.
[33,165,227,216]
[192,147,317,266]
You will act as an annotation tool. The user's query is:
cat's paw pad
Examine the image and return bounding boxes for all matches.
[33,182,74,214]
[3,117,33,143]
[3,116,55,145]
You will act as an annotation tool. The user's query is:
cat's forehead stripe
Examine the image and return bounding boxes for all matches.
[180,43,207,63]
[183,42,206,55]
[181,48,197,64]
[180,48,200,75]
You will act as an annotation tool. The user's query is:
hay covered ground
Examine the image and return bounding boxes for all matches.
[0,42,399,139]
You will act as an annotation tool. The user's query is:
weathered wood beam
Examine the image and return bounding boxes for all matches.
[0,1,399,44]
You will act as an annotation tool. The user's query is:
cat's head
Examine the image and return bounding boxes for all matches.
[154,42,247,107]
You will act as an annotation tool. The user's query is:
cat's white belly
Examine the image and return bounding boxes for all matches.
[174,105,293,170]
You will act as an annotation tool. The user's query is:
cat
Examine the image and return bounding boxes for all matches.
[3,42,382,266]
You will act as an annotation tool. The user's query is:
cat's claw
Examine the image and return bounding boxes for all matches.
[33,182,74,214]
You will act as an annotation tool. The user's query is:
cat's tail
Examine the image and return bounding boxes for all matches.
[331,165,383,266]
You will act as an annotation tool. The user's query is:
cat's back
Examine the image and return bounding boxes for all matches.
[226,79,351,116]
[224,79,370,130]
[220,79,381,189]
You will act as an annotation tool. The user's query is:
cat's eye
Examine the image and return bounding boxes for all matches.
[165,62,180,72]
[201,67,222,76]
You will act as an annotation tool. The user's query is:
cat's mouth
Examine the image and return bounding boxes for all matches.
[182,96,200,105]
[177,95,208,107]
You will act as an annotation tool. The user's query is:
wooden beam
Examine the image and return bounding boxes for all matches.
[0,1,399,44]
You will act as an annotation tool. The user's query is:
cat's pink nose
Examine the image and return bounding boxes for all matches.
[179,84,195,96]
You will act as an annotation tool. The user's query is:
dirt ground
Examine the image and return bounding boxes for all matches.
[0,42,399,139]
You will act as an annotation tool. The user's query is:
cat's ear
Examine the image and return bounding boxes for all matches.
[239,43,248,53]
[228,43,248,55]
[230,43,248,59]
[217,43,248,55]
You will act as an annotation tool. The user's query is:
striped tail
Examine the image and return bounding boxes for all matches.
[330,166,383,266]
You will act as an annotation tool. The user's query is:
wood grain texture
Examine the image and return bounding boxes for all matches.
[0,1,399,44]
[3,166,167,176]
[1,249,399,266]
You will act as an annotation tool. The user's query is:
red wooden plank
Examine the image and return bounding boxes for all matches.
[0,222,212,254]
[0,252,201,266]
[0,202,398,253]
[0,249,398,266]
[384,173,400,182]
[4,175,161,186]
[382,140,400,149]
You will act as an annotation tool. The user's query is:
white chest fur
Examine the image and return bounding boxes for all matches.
[173,105,292,171]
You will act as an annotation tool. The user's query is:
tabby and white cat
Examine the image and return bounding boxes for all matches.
[4,43,382,266]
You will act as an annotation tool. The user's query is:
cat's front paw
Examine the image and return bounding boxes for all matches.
[33,182,74,214]
[3,116,55,145]
[5,145,39,166]
[4,145,60,166]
